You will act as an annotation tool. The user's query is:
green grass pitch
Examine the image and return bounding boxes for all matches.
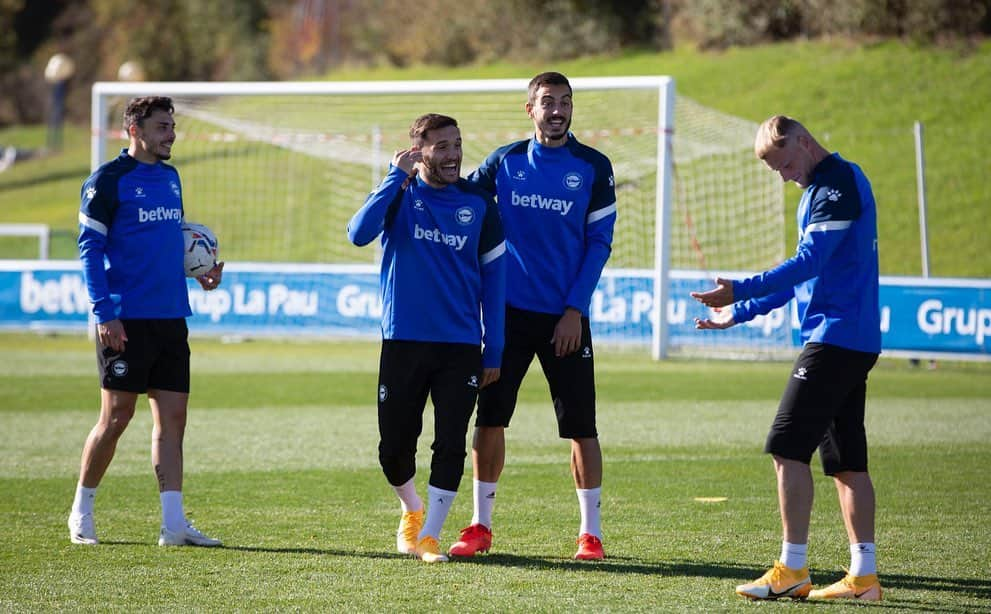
[1,332,989,611]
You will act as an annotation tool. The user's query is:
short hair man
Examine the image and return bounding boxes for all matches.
[70,96,225,547]
[347,113,506,563]
[450,72,617,561]
[692,115,883,601]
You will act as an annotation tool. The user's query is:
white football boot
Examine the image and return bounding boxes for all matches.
[158,519,222,547]
[68,512,98,545]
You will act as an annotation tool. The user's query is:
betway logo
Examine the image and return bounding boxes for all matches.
[138,207,182,223]
[414,224,467,251]
[511,191,573,216]
[20,272,89,315]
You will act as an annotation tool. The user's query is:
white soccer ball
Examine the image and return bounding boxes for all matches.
[181,222,219,278]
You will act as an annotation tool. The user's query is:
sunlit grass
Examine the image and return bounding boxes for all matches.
[0,333,989,611]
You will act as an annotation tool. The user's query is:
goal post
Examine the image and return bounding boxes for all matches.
[0,223,50,259]
[91,77,782,358]
[654,79,675,359]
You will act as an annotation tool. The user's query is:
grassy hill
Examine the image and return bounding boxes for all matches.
[1,39,989,276]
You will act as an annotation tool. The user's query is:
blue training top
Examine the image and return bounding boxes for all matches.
[78,149,191,323]
[468,134,616,317]
[731,153,881,354]
[347,165,507,368]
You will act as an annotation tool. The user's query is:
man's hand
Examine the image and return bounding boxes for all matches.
[480,367,501,388]
[551,308,583,357]
[690,277,735,309]
[197,261,224,291]
[392,147,421,188]
[694,307,736,330]
[97,319,128,352]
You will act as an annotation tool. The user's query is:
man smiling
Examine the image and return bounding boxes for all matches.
[451,72,617,561]
[347,113,506,563]
[70,96,224,548]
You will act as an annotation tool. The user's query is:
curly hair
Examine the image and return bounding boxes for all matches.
[122,96,174,131]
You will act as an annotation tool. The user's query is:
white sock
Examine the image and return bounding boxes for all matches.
[393,478,423,513]
[780,541,808,570]
[471,479,497,529]
[72,485,96,516]
[576,487,602,538]
[850,542,877,576]
[420,485,457,541]
[160,491,185,532]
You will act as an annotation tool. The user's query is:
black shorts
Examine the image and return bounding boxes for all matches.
[765,342,878,475]
[377,340,482,491]
[96,319,190,394]
[476,306,597,439]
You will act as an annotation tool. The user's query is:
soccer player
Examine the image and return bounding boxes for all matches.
[449,72,617,561]
[69,96,225,547]
[691,115,882,601]
[347,113,506,563]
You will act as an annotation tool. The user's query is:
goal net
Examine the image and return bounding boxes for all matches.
[92,78,784,358]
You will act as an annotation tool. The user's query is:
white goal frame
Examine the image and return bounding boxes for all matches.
[92,77,677,358]
[0,223,50,259]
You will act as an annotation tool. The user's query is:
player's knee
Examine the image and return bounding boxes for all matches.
[103,415,132,438]
[431,442,467,467]
[379,448,416,486]
[101,404,136,436]
[472,425,504,448]
[157,412,187,437]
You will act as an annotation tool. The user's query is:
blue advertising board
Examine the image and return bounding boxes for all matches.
[2,261,988,359]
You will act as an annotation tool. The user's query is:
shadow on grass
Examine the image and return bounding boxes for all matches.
[462,553,763,579]
[96,542,408,560]
[224,544,410,561]
[105,541,990,608]
[807,568,991,601]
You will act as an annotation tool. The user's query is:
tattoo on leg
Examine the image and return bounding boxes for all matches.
[154,464,167,491]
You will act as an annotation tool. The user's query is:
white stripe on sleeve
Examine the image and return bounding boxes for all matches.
[78,212,108,236]
[587,202,617,224]
[805,220,852,233]
[480,240,506,266]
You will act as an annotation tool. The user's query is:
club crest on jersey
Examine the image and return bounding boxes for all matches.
[378,384,388,402]
[134,187,146,198]
[111,360,128,377]
[563,172,583,191]
[455,206,475,226]
[170,181,181,198]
